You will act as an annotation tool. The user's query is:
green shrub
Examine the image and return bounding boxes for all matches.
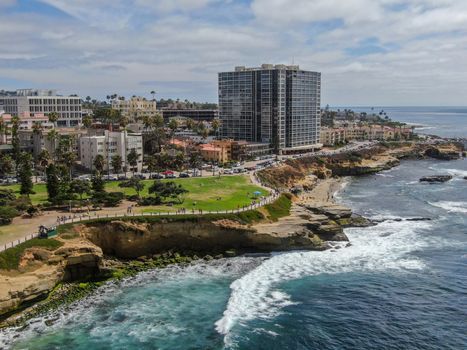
[263,193,292,221]
[11,195,32,211]
[92,192,124,207]
[236,210,264,224]
[0,238,63,270]
[138,196,163,206]
[0,206,19,225]
[0,189,16,205]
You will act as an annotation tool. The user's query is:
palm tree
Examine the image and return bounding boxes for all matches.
[211,118,221,139]
[168,119,178,142]
[111,154,122,175]
[93,154,105,174]
[82,115,93,129]
[32,121,42,135]
[0,116,8,145]
[127,149,139,176]
[185,118,195,131]
[47,112,59,128]
[150,90,156,101]
[47,129,59,161]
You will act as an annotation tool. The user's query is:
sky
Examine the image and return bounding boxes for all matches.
[1,0,467,106]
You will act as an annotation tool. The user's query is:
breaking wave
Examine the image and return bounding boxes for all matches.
[215,219,444,343]
[429,201,467,214]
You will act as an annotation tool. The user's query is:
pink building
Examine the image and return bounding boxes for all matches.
[0,112,53,144]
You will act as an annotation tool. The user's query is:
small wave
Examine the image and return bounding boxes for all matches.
[429,201,467,214]
[444,168,467,177]
[216,220,441,340]
[376,173,394,178]
[333,177,351,201]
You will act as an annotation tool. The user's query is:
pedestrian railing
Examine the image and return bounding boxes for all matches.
[0,192,280,253]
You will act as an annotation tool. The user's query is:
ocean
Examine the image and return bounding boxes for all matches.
[1,107,466,349]
[343,106,467,139]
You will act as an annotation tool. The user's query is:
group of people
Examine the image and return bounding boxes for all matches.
[56,215,72,224]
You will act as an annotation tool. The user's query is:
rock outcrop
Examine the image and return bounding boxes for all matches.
[419,175,452,183]
[424,145,461,160]
[0,238,103,317]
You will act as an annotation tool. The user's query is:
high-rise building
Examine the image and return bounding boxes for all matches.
[218,64,321,153]
[0,89,82,127]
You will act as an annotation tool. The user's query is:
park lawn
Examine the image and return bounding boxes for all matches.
[106,175,269,212]
[2,183,50,205]
[1,175,268,211]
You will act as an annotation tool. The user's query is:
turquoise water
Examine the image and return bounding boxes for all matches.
[1,108,466,349]
[3,157,466,349]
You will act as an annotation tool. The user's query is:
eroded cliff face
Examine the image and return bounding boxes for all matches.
[80,218,328,259]
[0,239,103,317]
[258,142,463,190]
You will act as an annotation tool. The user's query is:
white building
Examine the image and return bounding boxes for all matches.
[79,130,143,173]
[111,96,157,122]
[0,89,82,127]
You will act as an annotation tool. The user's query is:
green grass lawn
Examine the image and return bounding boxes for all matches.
[0,238,63,270]
[107,175,268,212]
[1,175,268,211]
[2,183,49,205]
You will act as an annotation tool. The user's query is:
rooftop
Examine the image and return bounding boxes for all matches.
[233,64,300,72]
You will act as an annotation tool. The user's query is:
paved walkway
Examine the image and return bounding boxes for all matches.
[0,192,279,252]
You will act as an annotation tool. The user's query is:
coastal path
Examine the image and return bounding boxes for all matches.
[0,192,280,253]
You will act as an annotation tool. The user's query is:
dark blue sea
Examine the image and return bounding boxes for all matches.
[1,108,466,349]
[344,106,467,139]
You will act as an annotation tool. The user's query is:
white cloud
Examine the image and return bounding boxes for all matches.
[0,0,467,105]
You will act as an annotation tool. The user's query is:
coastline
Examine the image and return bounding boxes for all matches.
[0,140,464,331]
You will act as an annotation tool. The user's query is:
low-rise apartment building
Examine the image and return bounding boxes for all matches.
[79,130,143,173]
[320,125,413,146]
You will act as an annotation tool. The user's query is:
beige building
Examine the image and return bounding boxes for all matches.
[321,125,413,146]
[111,97,157,122]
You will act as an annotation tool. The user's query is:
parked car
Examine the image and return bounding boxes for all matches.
[179,172,190,178]
[118,175,128,181]
[103,174,118,181]
[133,174,145,180]
[165,173,176,179]
[223,169,234,175]
[151,173,164,179]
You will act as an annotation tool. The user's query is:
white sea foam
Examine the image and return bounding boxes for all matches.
[429,201,467,213]
[444,168,467,177]
[376,173,394,178]
[215,219,442,340]
[0,257,264,349]
[333,177,351,201]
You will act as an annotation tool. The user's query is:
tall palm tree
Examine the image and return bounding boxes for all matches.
[0,116,5,144]
[211,118,221,139]
[47,129,59,161]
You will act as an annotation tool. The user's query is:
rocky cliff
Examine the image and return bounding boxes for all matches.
[0,238,103,318]
[257,142,463,190]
